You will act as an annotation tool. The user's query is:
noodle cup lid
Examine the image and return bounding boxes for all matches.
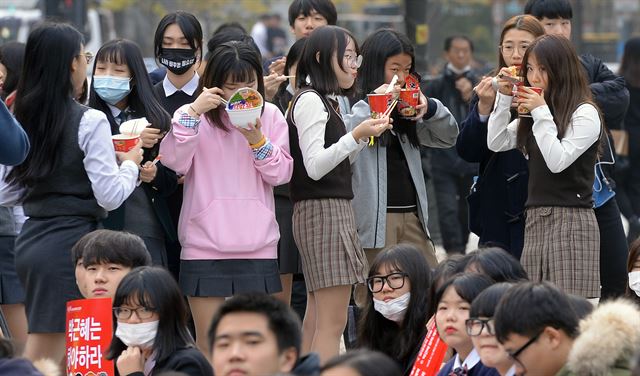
[119,117,150,136]
[227,88,263,111]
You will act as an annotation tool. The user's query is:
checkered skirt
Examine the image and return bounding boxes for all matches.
[521,206,600,298]
[292,198,368,292]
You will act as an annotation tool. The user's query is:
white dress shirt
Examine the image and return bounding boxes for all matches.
[162,72,199,97]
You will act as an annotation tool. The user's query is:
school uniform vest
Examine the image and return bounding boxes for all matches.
[286,89,353,203]
[23,102,106,219]
[525,132,599,208]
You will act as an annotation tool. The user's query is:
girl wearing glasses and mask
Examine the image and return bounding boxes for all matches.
[434,273,497,376]
[467,283,516,376]
[89,39,177,267]
[357,244,432,375]
[106,266,213,376]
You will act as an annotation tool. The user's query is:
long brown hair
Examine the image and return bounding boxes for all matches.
[516,35,597,150]
[496,15,545,73]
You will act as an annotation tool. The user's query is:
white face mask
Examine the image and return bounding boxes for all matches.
[373,292,411,322]
[115,320,159,349]
[629,271,640,297]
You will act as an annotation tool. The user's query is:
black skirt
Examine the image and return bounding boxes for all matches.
[0,235,25,304]
[275,196,303,274]
[15,217,96,333]
[179,259,282,297]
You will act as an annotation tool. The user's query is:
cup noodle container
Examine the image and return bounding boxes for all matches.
[367,93,392,119]
[112,134,139,152]
[119,117,150,136]
[225,88,264,129]
[517,86,543,117]
[397,88,420,118]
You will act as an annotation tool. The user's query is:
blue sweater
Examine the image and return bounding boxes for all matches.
[0,100,29,166]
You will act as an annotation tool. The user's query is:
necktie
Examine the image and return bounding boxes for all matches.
[449,364,468,376]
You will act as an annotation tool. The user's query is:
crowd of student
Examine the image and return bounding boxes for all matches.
[0,0,639,374]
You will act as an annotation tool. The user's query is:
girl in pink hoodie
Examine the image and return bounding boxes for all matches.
[160,41,293,354]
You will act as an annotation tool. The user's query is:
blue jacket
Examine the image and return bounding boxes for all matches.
[456,99,528,259]
[0,100,29,166]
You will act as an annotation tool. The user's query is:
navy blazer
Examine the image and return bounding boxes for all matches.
[437,357,500,376]
[456,98,528,259]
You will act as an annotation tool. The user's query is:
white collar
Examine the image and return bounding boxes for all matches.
[286,82,295,95]
[505,365,517,376]
[162,72,199,96]
[453,348,481,370]
[107,103,123,118]
[447,62,471,75]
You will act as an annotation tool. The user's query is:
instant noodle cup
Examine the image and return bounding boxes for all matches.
[367,93,392,119]
[112,134,139,152]
[517,86,543,117]
[225,87,264,129]
[397,88,420,118]
[119,117,150,136]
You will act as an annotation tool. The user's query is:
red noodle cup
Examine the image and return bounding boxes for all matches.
[367,93,392,119]
[397,88,420,118]
[517,86,543,117]
[112,134,139,152]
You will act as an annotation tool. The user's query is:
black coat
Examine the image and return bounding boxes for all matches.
[456,98,528,259]
[125,347,213,376]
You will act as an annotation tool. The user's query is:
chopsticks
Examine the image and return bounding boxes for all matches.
[368,97,397,147]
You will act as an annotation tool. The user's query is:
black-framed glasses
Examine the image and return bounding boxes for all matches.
[367,272,408,293]
[344,54,363,69]
[113,306,155,320]
[499,44,530,56]
[507,331,542,371]
[465,318,495,336]
[78,51,94,64]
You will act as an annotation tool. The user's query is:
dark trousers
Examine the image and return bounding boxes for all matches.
[432,169,474,254]
[595,198,629,299]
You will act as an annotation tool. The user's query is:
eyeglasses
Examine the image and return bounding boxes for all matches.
[344,54,363,69]
[78,51,94,64]
[367,272,408,293]
[465,318,496,336]
[506,331,542,371]
[113,306,156,320]
[499,44,530,56]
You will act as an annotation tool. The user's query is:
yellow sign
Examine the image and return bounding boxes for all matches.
[416,24,429,45]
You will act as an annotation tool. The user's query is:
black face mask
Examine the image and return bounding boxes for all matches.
[159,48,197,75]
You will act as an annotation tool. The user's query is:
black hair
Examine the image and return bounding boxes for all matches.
[358,244,432,367]
[321,349,402,376]
[287,0,337,27]
[444,35,474,53]
[213,22,247,35]
[0,41,25,99]
[494,282,579,343]
[71,229,152,269]
[273,37,307,114]
[428,254,464,317]
[295,25,358,96]
[207,29,248,55]
[434,273,494,310]
[208,293,302,356]
[524,0,573,20]
[106,267,194,363]
[153,11,203,59]
[200,41,265,131]
[7,22,84,188]
[357,28,420,147]
[88,39,171,161]
[620,37,640,88]
[567,294,594,320]
[462,247,529,283]
[469,282,514,318]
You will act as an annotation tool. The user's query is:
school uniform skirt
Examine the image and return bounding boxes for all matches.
[0,235,25,304]
[292,198,368,292]
[14,216,95,332]
[521,206,600,298]
[275,195,303,274]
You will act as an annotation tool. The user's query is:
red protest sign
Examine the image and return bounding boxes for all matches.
[410,318,448,376]
[66,298,115,376]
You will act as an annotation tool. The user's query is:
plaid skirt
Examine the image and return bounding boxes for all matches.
[292,198,368,292]
[521,206,600,298]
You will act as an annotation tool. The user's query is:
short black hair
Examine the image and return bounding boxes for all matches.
[524,0,573,20]
[567,294,594,320]
[462,247,529,283]
[434,273,494,309]
[295,25,358,96]
[153,11,203,59]
[429,254,465,317]
[470,282,514,318]
[444,35,474,52]
[494,282,579,343]
[208,293,302,357]
[213,22,247,36]
[71,230,152,268]
[321,349,402,376]
[288,0,337,27]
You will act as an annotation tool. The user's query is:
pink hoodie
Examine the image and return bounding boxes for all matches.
[160,102,293,260]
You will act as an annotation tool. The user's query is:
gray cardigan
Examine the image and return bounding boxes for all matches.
[344,98,458,249]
